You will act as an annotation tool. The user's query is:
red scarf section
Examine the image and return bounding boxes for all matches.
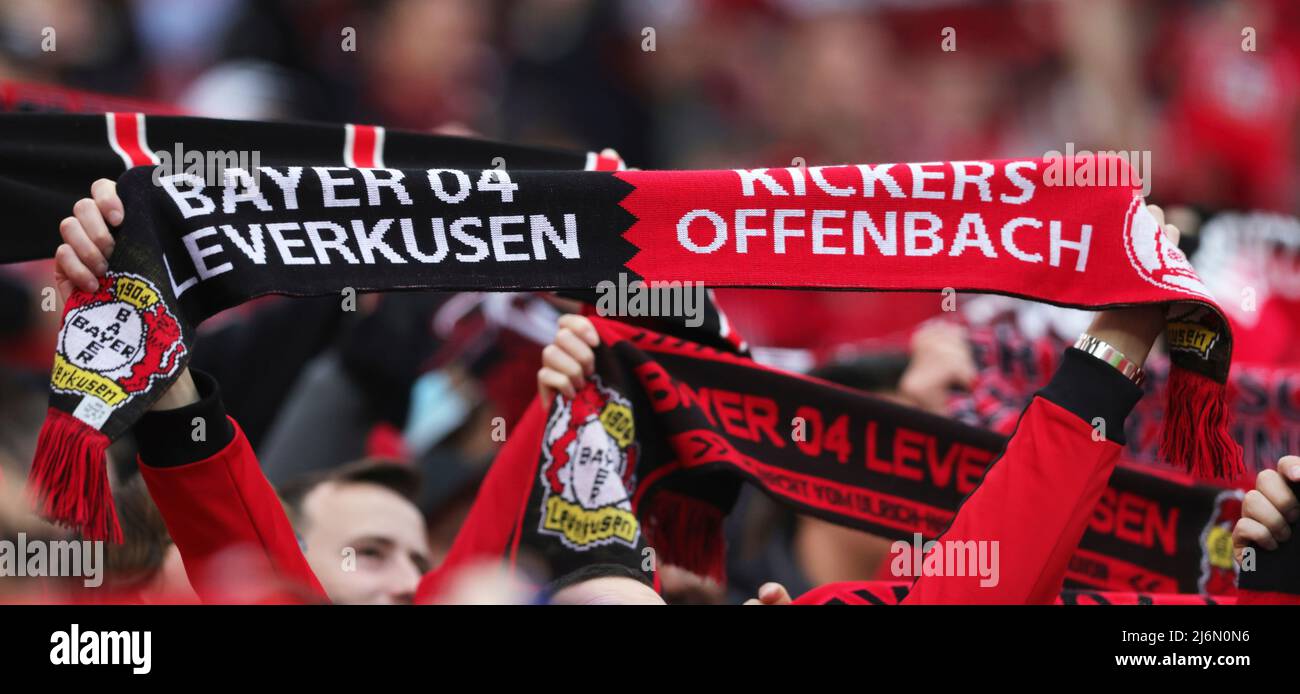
[615,158,1240,479]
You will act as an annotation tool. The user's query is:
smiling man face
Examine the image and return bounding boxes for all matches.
[283,461,431,605]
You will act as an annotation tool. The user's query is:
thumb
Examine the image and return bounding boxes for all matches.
[758,582,792,605]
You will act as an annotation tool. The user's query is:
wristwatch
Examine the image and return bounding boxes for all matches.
[1074,334,1146,386]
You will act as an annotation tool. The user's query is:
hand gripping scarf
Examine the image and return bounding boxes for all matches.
[1236,497,1300,604]
[30,152,1242,543]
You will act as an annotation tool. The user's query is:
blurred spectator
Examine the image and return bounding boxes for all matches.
[278,460,431,605]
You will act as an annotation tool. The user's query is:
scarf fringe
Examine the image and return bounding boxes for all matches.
[1160,367,1243,481]
[641,490,727,586]
[27,407,120,542]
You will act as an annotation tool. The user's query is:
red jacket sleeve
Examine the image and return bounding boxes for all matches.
[135,371,328,604]
[903,347,1143,605]
[415,398,548,603]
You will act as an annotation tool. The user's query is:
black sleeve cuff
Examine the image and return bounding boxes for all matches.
[1036,347,1144,445]
[135,369,235,468]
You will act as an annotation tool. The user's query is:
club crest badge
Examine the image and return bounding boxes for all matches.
[537,376,640,551]
[1198,489,1243,595]
[1122,198,1212,299]
[51,273,186,428]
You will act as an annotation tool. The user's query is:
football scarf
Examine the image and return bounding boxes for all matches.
[791,581,1234,605]
[31,153,1242,543]
[0,80,182,116]
[0,111,616,264]
[424,317,1244,597]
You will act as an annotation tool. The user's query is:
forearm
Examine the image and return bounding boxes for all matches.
[135,370,327,603]
[148,368,201,412]
[903,348,1143,604]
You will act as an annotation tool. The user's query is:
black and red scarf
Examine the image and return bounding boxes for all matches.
[792,582,1234,605]
[422,317,1245,598]
[0,109,619,265]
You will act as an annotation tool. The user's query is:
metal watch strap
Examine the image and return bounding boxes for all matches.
[1073,334,1146,387]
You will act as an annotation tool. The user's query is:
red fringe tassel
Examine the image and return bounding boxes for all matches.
[27,407,121,542]
[1161,367,1244,482]
[641,490,727,586]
